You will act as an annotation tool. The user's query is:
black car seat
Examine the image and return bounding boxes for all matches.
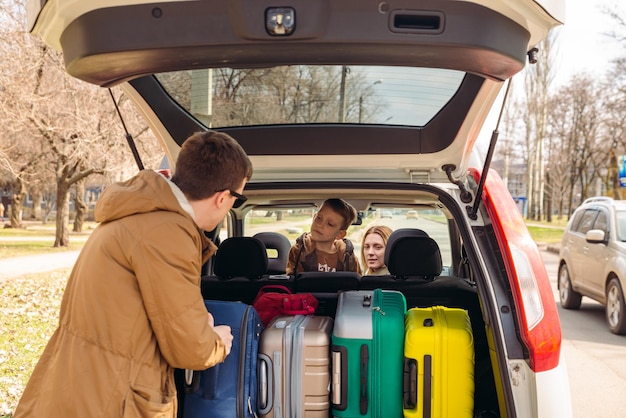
[201,236,293,304]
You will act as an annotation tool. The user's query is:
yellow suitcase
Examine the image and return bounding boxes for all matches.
[403,306,474,418]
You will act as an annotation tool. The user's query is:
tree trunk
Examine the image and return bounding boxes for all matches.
[10,194,24,228]
[31,190,43,220]
[73,178,86,232]
[54,182,71,247]
[545,170,552,223]
[10,180,26,228]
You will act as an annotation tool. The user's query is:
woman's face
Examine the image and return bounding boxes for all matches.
[363,232,386,271]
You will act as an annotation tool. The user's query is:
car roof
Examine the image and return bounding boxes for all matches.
[579,197,626,210]
[27,0,564,184]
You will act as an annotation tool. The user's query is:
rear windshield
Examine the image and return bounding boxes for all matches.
[155,66,464,128]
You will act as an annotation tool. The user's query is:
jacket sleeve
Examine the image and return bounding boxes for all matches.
[352,253,363,275]
[130,219,227,370]
[285,244,300,275]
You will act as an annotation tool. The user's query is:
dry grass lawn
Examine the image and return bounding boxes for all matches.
[0,269,70,417]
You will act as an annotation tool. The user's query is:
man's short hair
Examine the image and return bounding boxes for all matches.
[171,131,253,201]
[321,198,357,230]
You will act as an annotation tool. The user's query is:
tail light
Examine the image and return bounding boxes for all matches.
[469,168,562,372]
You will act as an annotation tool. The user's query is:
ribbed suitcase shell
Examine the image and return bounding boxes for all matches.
[258,315,333,418]
[331,289,407,418]
[183,300,263,418]
[403,306,474,418]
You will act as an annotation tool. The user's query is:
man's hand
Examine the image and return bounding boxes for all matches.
[207,313,233,356]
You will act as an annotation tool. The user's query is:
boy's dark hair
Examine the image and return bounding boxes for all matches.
[171,131,253,201]
[322,198,357,230]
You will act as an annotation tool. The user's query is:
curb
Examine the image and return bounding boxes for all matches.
[546,244,560,255]
[535,242,560,255]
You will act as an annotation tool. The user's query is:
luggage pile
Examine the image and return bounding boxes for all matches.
[182,289,475,418]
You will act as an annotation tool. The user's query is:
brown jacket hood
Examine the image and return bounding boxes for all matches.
[96,170,191,223]
[15,170,223,418]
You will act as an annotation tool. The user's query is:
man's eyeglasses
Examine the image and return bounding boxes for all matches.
[229,190,248,208]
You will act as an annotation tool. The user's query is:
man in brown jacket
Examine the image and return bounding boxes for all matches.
[14,131,253,417]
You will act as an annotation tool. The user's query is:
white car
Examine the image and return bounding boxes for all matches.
[27,1,571,417]
[559,196,626,334]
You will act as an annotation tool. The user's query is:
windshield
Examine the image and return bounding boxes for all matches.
[155,66,464,128]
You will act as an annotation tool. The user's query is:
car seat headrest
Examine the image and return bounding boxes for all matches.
[384,228,429,266]
[214,237,268,280]
[253,232,291,275]
[387,235,442,279]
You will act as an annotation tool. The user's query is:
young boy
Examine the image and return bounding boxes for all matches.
[286,198,362,275]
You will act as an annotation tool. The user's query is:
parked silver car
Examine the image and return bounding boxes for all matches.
[559,196,626,334]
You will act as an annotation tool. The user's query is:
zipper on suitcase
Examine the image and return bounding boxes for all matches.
[239,306,250,417]
[290,315,309,417]
[359,344,369,415]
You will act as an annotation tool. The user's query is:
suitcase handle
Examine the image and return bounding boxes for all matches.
[359,344,369,415]
[423,354,432,418]
[331,345,348,410]
[183,369,201,394]
[403,357,418,409]
[257,353,274,415]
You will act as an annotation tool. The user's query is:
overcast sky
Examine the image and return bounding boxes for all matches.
[552,0,625,86]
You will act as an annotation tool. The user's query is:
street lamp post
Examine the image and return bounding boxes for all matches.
[358,79,382,123]
[338,66,349,123]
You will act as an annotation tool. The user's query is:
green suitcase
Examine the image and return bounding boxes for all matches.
[331,289,407,418]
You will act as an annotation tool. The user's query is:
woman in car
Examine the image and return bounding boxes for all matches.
[361,225,392,276]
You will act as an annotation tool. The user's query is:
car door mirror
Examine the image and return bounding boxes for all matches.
[585,229,606,244]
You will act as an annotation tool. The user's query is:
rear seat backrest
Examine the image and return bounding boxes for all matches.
[295,271,360,316]
[253,232,291,275]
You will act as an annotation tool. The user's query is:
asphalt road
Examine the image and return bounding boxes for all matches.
[541,250,626,418]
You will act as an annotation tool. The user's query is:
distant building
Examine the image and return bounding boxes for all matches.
[490,159,528,215]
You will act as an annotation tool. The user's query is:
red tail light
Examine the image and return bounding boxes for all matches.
[469,168,562,372]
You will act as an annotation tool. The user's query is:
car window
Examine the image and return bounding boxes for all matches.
[155,66,464,128]
[569,209,585,232]
[574,209,598,235]
[616,211,626,242]
[242,207,452,270]
[592,210,608,234]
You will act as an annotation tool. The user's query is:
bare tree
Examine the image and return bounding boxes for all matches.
[157,66,382,128]
[547,74,603,215]
[601,58,626,200]
[0,0,160,244]
[523,34,557,221]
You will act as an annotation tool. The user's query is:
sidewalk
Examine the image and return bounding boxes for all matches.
[0,251,80,281]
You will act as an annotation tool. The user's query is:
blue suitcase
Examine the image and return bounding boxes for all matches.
[183,300,263,418]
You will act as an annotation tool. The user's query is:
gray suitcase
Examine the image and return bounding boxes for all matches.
[258,315,333,418]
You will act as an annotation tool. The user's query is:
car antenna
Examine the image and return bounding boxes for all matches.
[108,88,145,171]
[467,77,513,220]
